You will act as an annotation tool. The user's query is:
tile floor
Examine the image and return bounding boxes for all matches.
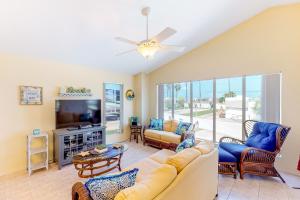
[0,141,299,200]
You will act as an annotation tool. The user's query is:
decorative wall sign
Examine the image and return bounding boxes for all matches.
[125,89,135,100]
[59,86,92,97]
[20,86,43,105]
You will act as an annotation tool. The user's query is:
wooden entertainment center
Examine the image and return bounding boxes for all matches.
[53,126,106,169]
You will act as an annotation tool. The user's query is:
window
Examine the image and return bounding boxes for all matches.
[157,74,281,142]
[192,80,214,140]
[163,84,173,120]
[246,75,262,121]
[174,82,191,122]
[216,77,243,141]
[103,83,123,135]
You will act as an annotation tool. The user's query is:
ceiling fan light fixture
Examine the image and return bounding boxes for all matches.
[115,6,184,59]
[137,41,160,59]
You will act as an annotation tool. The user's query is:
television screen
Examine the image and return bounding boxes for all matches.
[55,100,101,129]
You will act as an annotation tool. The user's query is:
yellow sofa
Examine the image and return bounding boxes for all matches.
[143,120,187,151]
[72,143,218,200]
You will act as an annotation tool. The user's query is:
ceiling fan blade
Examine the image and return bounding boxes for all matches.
[115,49,137,56]
[153,27,177,42]
[115,37,139,45]
[161,45,185,52]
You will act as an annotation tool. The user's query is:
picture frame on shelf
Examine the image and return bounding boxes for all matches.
[20,86,43,105]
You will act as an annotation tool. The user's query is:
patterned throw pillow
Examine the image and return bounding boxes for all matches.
[149,118,163,130]
[176,136,195,153]
[175,121,192,135]
[85,168,139,200]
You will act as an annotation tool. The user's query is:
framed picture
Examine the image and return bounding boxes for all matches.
[20,86,43,105]
[125,89,135,101]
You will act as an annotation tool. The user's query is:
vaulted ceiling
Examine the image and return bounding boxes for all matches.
[0,0,299,74]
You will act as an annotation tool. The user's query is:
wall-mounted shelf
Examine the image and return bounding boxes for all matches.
[58,93,92,97]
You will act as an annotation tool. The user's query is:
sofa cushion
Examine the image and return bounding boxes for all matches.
[161,132,181,144]
[124,158,162,182]
[115,164,177,200]
[85,168,138,200]
[149,149,176,164]
[175,121,192,135]
[144,129,163,140]
[163,120,173,132]
[219,143,248,162]
[193,140,214,155]
[245,122,279,152]
[149,118,163,130]
[166,148,201,173]
[176,137,195,153]
[219,147,237,163]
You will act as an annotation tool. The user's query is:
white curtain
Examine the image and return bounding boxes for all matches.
[261,74,281,123]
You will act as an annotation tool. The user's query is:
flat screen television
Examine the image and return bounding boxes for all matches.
[55,99,101,129]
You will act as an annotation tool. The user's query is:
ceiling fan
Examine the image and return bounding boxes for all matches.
[115,7,185,59]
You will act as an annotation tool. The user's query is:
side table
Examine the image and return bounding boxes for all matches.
[130,125,143,143]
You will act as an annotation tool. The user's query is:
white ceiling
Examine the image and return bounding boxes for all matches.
[0,0,299,74]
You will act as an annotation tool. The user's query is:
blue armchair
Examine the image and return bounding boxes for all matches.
[219,120,291,182]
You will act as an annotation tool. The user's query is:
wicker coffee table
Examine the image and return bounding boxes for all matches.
[72,144,128,178]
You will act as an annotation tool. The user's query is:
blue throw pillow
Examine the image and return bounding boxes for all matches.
[149,118,163,130]
[85,168,139,200]
[245,122,279,152]
[176,136,195,153]
[175,121,192,135]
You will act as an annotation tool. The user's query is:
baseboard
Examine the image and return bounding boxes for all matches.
[0,162,57,180]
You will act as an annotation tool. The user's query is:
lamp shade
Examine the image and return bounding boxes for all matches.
[137,41,160,59]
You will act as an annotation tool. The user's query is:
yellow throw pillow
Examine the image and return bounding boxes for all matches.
[115,164,177,200]
[193,140,214,154]
[166,148,201,173]
[170,120,179,133]
[163,120,172,132]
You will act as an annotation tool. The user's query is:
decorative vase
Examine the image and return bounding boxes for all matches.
[32,129,40,136]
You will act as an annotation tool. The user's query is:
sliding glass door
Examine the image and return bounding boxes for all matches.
[157,73,281,143]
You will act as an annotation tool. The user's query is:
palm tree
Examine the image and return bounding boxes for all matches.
[185,82,188,102]
[174,83,181,97]
[166,84,172,97]
[228,79,231,93]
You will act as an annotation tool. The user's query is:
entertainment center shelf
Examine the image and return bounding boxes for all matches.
[53,126,106,169]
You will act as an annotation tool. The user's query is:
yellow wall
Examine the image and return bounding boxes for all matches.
[133,73,150,124]
[148,4,300,175]
[0,54,134,176]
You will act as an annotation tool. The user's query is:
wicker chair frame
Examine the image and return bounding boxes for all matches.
[218,162,237,178]
[72,182,91,200]
[142,125,185,151]
[220,120,291,182]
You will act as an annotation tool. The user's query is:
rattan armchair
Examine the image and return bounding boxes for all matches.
[219,120,291,182]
